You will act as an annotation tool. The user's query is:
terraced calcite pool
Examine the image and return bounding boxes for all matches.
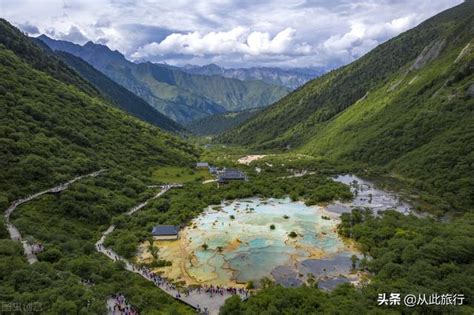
[147,197,357,288]
[145,175,412,289]
[330,174,412,215]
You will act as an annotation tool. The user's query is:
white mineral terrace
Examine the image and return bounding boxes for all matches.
[141,175,414,292]
[143,197,359,290]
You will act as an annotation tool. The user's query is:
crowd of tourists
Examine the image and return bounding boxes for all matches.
[96,197,248,315]
[108,293,138,315]
[137,265,249,297]
[192,284,250,298]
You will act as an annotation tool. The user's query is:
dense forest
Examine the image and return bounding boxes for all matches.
[1,1,473,313]
[3,172,195,314]
[0,19,198,313]
[0,19,197,208]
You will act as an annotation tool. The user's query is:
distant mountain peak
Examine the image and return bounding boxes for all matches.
[37,36,289,124]
[203,63,221,70]
[182,64,326,89]
[37,34,51,40]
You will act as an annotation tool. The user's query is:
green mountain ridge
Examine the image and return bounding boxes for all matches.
[0,4,473,313]
[219,0,474,212]
[0,19,197,205]
[53,51,184,133]
[0,19,198,314]
[38,35,290,124]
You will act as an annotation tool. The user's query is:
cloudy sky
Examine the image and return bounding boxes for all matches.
[1,0,463,68]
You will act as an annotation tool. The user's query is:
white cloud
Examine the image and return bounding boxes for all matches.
[246,28,295,55]
[322,14,418,59]
[323,23,366,52]
[1,0,464,68]
[47,25,89,44]
[366,15,418,40]
[136,27,247,57]
[132,27,313,60]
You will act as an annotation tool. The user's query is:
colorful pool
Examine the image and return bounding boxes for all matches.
[146,197,358,288]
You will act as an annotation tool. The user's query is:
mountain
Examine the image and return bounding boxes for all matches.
[37,36,290,124]
[53,50,184,133]
[24,33,183,133]
[219,0,474,212]
[0,19,198,314]
[181,64,324,89]
[185,108,261,136]
[0,19,197,204]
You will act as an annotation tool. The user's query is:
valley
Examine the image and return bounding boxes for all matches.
[1,1,473,314]
[37,36,291,124]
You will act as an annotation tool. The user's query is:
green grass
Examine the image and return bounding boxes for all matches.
[152,166,213,183]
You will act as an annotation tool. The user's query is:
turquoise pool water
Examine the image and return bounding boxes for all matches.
[155,175,412,288]
[158,197,357,287]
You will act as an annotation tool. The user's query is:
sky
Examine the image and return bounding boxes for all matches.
[1,0,463,69]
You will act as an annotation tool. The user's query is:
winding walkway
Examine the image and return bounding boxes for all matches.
[3,170,105,264]
[96,184,245,315]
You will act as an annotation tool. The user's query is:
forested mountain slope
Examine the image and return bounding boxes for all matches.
[54,51,184,133]
[219,0,474,212]
[0,20,98,98]
[220,1,473,148]
[302,39,473,212]
[185,108,261,136]
[0,19,197,208]
[38,36,289,124]
[0,19,198,314]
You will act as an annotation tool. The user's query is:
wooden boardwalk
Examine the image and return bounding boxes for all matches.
[3,170,105,264]
[4,175,245,313]
[96,184,246,315]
